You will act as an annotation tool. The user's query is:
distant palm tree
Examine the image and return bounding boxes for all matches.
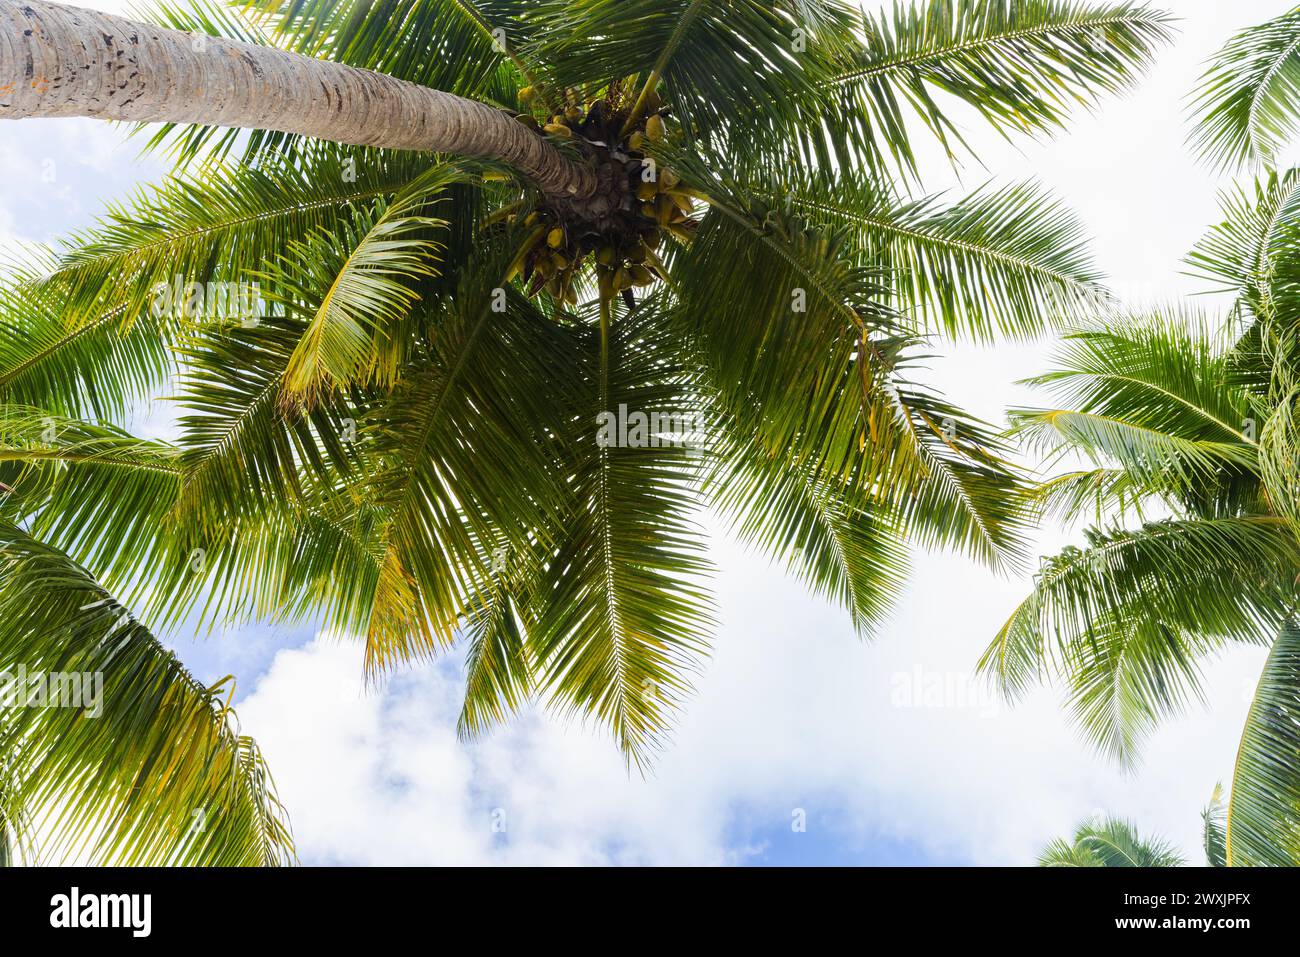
[985,7,1300,867]
[0,0,1172,863]
[1038,816,1186,867]
[1039,787,1228,867]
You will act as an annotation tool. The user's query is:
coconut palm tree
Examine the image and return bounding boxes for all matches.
[0,0,1173,864]
[1038,787,1229,867]
[1038,815,1186,867]
[983,6,1300,868]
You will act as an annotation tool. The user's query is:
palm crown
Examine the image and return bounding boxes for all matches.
[1038,815,1187,867]
[0,0,1173,864]
[983,5,1300,868]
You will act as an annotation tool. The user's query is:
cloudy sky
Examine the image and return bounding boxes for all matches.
[1,0,1290,865]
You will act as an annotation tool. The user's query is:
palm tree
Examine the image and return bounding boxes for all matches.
[1038,815,1186,867]
[1039,787,1229,867]
[0,0,1173,864]
[983,6,1300,868]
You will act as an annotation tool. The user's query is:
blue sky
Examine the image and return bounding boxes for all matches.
[0,0,1290,866]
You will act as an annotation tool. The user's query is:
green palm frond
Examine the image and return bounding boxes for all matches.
[0,407,348,637]
[360,235,568,673]
[667,158,1033,571]
[1189,7,1300,172]
[1256,387,1300,535]
[0,525,294,865]
[274,191,450,407]
[980,517,1292,698]
[1225,620,1300,865]
[1026,315,1252,441]
[0,278,169,422]
[1203,783,1228,867]
[26,147,440,327]
[666,156,899,477]
[884,379,1033,569]
[1186,168,1300,320]
[251,0,542,97]
[457,572,535,741]
[0,410,190,608]
[1032,468,1151,525]
[784,174,1107,340]
[172,319,359,536]
[827,0,1175,178]
[1016,408,1256,492]
[711,416,912,638]
[530,298,713,768]
[1013,315,1260,506]
[528,0,857,166]
[1063,609,1206,766]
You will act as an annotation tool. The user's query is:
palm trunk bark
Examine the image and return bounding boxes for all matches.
[0,0,596,196]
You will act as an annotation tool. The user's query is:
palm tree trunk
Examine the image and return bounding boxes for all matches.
[0,0,596,196]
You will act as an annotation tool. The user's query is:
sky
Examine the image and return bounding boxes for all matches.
[0,0,1292,866]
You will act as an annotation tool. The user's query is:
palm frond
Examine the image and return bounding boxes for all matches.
[784,173,1107,340]
[172,319,359,538]
[1189,7,1300,172]
[1026,314,1252,442]
[1014,314,1260,508]
[1225,620,1300,865]
[457,572,535,741]
[980,517,1292,699]
[274,173,456,406]
[883,378,1034,569]
[1203,782,1227,867]
[826,0,1174,178]
[710,415,912,637]
[28,147,440,327]
[1186,168,1300,320]
[360,234,568,673]
[529,0,857,167]
[0,525,294,865]
[529,298,713,769]
[0,277,169,421]
[1062,609,1205,767]
[1032,468,1152,526]
[253,0,540,97]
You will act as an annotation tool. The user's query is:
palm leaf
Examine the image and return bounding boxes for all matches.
[360,235,568,673]
[529,298,713,768]
[0,525,294,865]
[1203,783,1228,866]
[27,147,440,328]
[1225,620,1300,865]
[1186,168,1300,320]
[1189,7,1300,172]
[275,197,449,407]
[980,517,1293,698]
[784,173,1107,340]
[826,0,1174,178]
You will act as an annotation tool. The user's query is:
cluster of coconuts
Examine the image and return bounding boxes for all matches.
[502,85,700,303]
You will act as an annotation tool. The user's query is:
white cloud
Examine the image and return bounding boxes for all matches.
[237,633,745,865]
